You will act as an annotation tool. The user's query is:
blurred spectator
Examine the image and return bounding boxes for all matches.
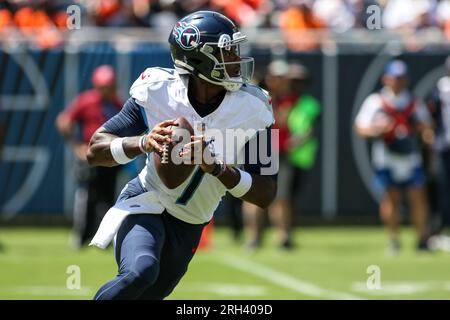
[177,0,213,14]
[85,0,144,27]
[382,0,435,30]
[352,0,375,29]
[91,0,125,26]
[436,0,450,40]
[148,1,182,36]
[426,56,450,234]
[0,0,68,48]
[243,60,290,250]
[1,0,449,51]
[0,1,13,30]
[243,60,320,250]
[56,65,123,249]
[278,0,326,51]
[312,0,356,32]
[211,0,269,27]
[285,62,321,211]
[354,60,434,254]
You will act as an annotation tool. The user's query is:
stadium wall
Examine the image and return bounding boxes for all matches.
[0,42,448,221]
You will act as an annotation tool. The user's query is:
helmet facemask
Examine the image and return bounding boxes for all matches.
[199,32,254,92]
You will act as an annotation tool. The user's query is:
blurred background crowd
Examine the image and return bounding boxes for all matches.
[1,0,450,49]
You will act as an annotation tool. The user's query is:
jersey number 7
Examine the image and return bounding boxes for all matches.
[175,167,205,205]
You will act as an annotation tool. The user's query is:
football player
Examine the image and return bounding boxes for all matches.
[87,11,277,299]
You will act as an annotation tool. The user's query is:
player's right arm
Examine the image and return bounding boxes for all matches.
[87,98,175,167]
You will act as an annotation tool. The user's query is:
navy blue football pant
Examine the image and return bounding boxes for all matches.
[94,178,205,300]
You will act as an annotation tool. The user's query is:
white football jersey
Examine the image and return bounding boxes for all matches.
[129,67,274,224]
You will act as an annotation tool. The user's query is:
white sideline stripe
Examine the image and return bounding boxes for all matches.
[352,281,450,296]
[0,286,92,297]
[179,282,268,297]
[217,254,363,300]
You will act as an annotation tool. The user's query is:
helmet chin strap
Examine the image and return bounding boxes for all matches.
[174,59,243,92]
[222,78,243,92]
[197,72,242,92]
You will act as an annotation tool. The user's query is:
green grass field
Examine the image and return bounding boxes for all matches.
[1,226,450,300]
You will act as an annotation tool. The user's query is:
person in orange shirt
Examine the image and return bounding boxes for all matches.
[0,8,13,31]
[13,2,64,48]
[212,0,266,27]
[279,1,326,51]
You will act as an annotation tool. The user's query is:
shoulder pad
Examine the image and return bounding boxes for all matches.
[129,67,177,103]
[241,83,272,112]
[240,84,274,127]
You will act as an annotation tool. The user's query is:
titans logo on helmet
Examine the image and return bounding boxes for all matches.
[172,22,200,51]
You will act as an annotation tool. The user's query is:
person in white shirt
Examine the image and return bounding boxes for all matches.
[382,0,434,30]
[354,60,434,253]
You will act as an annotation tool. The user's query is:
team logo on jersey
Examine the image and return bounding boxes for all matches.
[173,22,200,50]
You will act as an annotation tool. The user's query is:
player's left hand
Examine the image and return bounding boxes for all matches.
[179,135,216,173]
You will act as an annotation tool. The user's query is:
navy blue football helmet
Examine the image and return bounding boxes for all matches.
[168,11,254,92]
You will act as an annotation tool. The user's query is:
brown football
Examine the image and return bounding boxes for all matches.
[154,117,196,189]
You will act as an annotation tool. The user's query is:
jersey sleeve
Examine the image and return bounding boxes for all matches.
[102,97,148,137]
[242,126,278,181]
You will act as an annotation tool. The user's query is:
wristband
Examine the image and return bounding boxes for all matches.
[228,168,252,198]
[110,138,134,164]
[139,135,148,153]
